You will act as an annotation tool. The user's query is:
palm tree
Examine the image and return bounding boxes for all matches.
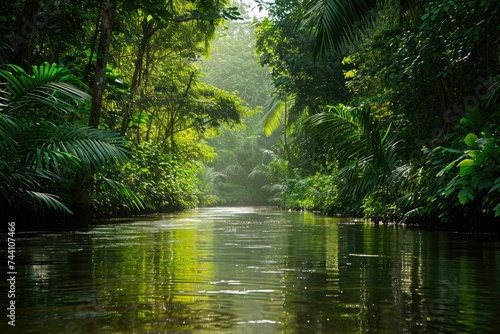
[306,104,406,219]
[196,165,225,206]
[261,92,297,167]
[301,0,420,56]
[0,62,142,217]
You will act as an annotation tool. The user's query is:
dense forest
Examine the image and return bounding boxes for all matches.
[0,0,251,225]
[252,0,500,232]
[1,0,499,232]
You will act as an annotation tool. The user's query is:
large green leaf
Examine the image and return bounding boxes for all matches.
[0,63,90,119]
[261,94,292,137]
[45,125,130,170]
[302,0,420,56]
[0,63,135,215]
[463,133,478,147]
[97,176,145,211]
[306,103,401,204]
[28,191,72,214]
[456,159,475,167]
[306,104,394,164]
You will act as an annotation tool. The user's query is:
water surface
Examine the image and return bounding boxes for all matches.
[2,207,500,333]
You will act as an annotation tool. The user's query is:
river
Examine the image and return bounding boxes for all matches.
[2,207,500,333]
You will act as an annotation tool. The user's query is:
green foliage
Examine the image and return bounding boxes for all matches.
[0,0,255,224]
[256,0,500,231]
[253,3,355,212]
[207,110,275,205]
[0,63,136,215]
[284,169,341,213]
[303,0,378,56]
[202,19,272,109]
[1,0,497,231]
[261,95,287,137]
[398,109,499,229]
[195,165,223,206]
[361,192,398,222]
[256,16,349,119]
[306,104,397,166]
[92,143,198,217]
[305,104,404,219]
[442,110,500,218]
[281,0,422,58]
[190,83,245,129]
[0,63,90,119]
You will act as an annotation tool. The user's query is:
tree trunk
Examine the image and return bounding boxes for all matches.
[120,18,158,135]
[283,96,291,173]
[89,0,117,128]
[160,71,195,149]
[83,0,104,85]
[137,40,152,142]
[72,0,116,224]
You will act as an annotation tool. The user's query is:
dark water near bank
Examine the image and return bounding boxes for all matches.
[2,207,500,333]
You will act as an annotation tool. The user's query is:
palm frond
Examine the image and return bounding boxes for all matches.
[248,166,270,180]
[0,113,21,142]
[307,103,405,204]
[11,123,130,172]
[306,104,378,161]
[2,83,120,214]
[261,95,285,137]
[0,62,132,216]
[44,125,130,170]
[483,75,500,110]
[402,206,425,218]
[303,0,421,57]
[28,191,72,213]
[303,0,378,56]
[98,176,145,211]
[338,157,381,199]
[0,63,90,119]
[0,166,69,213]
[0,43,13,64]
[197,166,226,183]
[222,163,245,176]
[262,183,287,204]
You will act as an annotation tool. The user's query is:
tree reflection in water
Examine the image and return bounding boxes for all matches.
[6,208,500,334]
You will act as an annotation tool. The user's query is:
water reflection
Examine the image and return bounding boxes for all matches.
[2,207,500,333]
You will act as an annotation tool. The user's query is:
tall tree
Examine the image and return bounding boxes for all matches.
[119,16,159,135]
[89,0,240,130]
[89,0,117,127]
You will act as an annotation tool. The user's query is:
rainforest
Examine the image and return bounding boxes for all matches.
[1,0,499,232]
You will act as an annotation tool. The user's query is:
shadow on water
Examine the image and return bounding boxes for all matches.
[1,207,500,333]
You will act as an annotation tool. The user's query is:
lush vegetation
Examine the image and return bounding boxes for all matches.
[201,15,276,205]
[0,0,247,224]
[1,0,499,231]
[251,0,500,231]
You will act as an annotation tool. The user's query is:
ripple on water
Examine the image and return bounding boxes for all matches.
[7,207,500,334]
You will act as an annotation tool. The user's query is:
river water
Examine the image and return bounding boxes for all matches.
[3,207,500,333]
